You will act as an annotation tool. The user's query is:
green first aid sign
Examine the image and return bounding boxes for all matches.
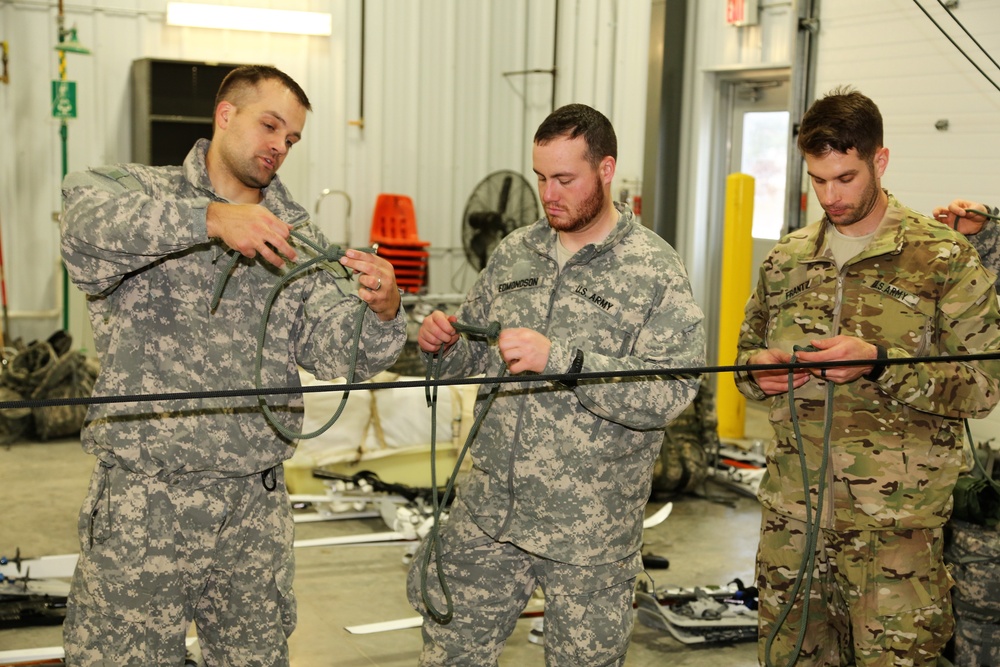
[51,80,77,119]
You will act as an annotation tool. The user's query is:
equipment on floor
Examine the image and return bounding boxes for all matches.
[0,549,69,630]
[946,520,1000,666]
[290,469,444,548]
[0,331,98,444]
[461,170,538,271]
[653,379,717,498]
[945,427,1000,666]
[0,566,68,630]
[706,444,766,498]
[636,578,759,645]
[0,547,202,665]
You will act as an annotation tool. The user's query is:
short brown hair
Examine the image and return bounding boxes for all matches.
[797,86,882,161]
[214,65,311,112]
[534,103,617,168]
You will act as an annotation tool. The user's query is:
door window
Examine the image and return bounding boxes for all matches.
[741,110,790,240]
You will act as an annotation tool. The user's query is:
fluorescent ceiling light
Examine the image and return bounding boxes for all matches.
[166,2,333,36]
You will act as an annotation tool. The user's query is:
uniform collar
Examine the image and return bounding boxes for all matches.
[808,190,907,264]
[183,138,308,226]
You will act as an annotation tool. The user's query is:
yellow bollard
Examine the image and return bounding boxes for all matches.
[716,173,754,440]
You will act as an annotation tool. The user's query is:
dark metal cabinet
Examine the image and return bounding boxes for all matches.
[131,58,242,165]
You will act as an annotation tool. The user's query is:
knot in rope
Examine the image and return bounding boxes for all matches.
[206,221,381,442]
[210,229,375,312]
[451,320,501,340]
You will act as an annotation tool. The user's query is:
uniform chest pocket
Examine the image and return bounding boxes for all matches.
[491,285,549,330]
[552,293,638,358]
[851,289,931,355]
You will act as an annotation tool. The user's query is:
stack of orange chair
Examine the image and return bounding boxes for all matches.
[369,193,429,294]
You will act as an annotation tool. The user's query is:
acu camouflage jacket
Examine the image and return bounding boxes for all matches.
[60,139,406,479]
[968,207,1000,293]
[736,193,1000,531]
[433,204,705,566]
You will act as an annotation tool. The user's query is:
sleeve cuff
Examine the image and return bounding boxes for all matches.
[863,344,888,382]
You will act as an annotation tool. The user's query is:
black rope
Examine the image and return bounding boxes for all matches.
[912,0,1000,94]
[934,0,1000,74]
[11,350,1000,412]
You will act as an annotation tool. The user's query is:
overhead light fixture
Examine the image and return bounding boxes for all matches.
[165,2,333,36]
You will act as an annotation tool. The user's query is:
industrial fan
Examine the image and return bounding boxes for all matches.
[461,170,539,271]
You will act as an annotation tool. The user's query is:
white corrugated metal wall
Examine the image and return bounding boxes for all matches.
[2,0,999,439]
[0,0,652,347]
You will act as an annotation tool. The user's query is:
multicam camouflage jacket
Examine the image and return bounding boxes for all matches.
[735,192,1000,532]
[431,204,705,566]
[60,139,406,479]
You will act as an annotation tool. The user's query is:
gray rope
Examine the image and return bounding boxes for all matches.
[763,345,834,667]
[420,321,504,625]
[211,229,376,441]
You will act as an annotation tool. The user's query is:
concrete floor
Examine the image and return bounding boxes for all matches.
[0,404,771,666]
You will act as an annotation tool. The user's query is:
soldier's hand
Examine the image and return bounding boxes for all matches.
[418,311,459,354]
[749,348,809,395]
[932,198,991,236]
[794,335,879,384]
[498,328,551,374]
[339,249,401,322]
[206,202,297,268]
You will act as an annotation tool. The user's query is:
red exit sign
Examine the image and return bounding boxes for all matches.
[727,0,759,26]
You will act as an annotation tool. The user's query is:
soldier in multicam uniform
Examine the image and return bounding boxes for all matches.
[405,104,705,666]
[735,86,1000,667]
[59,66,406,666]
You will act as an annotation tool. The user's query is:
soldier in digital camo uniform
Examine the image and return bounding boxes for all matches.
[735,86,1000,667]
[406,104,705,666]
[932,198,1000,665]
[59,66,406,667]
[933,198,1000,294]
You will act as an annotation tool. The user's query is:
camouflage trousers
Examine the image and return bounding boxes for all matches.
[63,459,296,667]
[406,500,640,666]
[756,508,954,667]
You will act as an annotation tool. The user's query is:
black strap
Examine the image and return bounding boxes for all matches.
[261,466,277,492]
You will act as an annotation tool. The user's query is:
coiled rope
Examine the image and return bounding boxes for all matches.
[211,229,375,441]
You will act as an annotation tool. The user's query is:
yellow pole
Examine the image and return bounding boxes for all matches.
[716,173,754,440]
